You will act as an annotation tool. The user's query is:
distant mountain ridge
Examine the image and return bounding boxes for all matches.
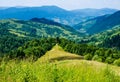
[74,10,120,34]
[72,8,118,16]
[0,6,118,25]
[30,18,64,27]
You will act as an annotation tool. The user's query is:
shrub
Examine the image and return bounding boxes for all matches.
[92,55,102,62]
[112,53,120,59]
[84,54,93,60]
[113,59,120,66]
[105,57,114,64]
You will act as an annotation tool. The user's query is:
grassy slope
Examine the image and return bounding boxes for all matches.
[1,45,120,82]
[38,44,83,62]
[38,45,120,75]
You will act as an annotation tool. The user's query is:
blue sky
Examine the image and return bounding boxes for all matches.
[0,0,120,10]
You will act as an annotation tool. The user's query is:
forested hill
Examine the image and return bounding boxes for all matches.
[0,18,82,39]
[80,25,120,50]
[73,15,108,33]
[30,18,77,32]
[88,10,120,34]
[7,38,120,66]
[0,18,83,55]
[101,26,120,49]
[74,10,120,34]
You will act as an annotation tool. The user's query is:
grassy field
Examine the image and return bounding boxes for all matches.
[38,44,83,63]
[0,45,120,82]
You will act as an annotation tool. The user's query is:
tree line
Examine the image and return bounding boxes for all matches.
[1,37,120,66]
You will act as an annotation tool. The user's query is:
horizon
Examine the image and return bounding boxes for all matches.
[0,0,120,10]
[0,5,119,11]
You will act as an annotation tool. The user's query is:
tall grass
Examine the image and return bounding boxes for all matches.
[0,59,120,82]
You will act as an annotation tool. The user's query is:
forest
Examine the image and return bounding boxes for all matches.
[0,37,119,66]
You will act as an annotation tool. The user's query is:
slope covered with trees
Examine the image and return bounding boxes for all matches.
[0,18,83,57]
[0,22,29,56]
[58,38,120,65]
[0,18,82,40]
[74,10,120,34]
[6,38,120,66]
[80,25,120,49]
[9,38,57,60]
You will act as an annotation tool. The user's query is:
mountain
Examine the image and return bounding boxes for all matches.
[72,8,118,17]
[0,6,118,25]
[73,15,109,33]
[0,7,8,10]
[0,18,82,40]
[0,6,69,19]
[74,10,120,34]
[81,25,120,49]
[99,25,120,49]
[0,18,84,55]
[0,6,75,25]
[30,18,66,27]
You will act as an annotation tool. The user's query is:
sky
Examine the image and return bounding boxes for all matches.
[0,0,120,10]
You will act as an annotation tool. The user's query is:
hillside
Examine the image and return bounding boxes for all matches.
[83,25,120,49]
[37,45,120,77]
[0,18,82,40]
[0,18,83,55]
[8,38,120,67]
[38,44,83,62]
[0,6,117,25]
[0,1,120,82]
[1,45,120,82]
[74,10,120,34]
[73,15,108,33]
[95,25,120,49]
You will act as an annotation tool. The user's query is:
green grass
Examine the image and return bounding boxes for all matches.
[38,44,83,63]
[0,45,120,82]
[0,60,120,82]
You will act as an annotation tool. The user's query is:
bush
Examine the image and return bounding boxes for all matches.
[92,55,102,62]
[105,57,114,64]
[112,53,120,59]
[84,54,93,60]
[113,59,120,66]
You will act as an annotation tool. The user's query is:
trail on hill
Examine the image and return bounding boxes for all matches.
[36,44,120,76]
[38,44,83,62]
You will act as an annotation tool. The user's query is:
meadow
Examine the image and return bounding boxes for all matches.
[0,45,120,82]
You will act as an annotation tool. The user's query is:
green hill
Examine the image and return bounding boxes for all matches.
[0,18,82,39]
[82,25,120,49]
[38,44,83,62]
[8,38,120,67]
[73,15,108,33]
[74,10,120,34]
[0,18,84,55]
[1,45,120,82]
[98,25,120,49]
